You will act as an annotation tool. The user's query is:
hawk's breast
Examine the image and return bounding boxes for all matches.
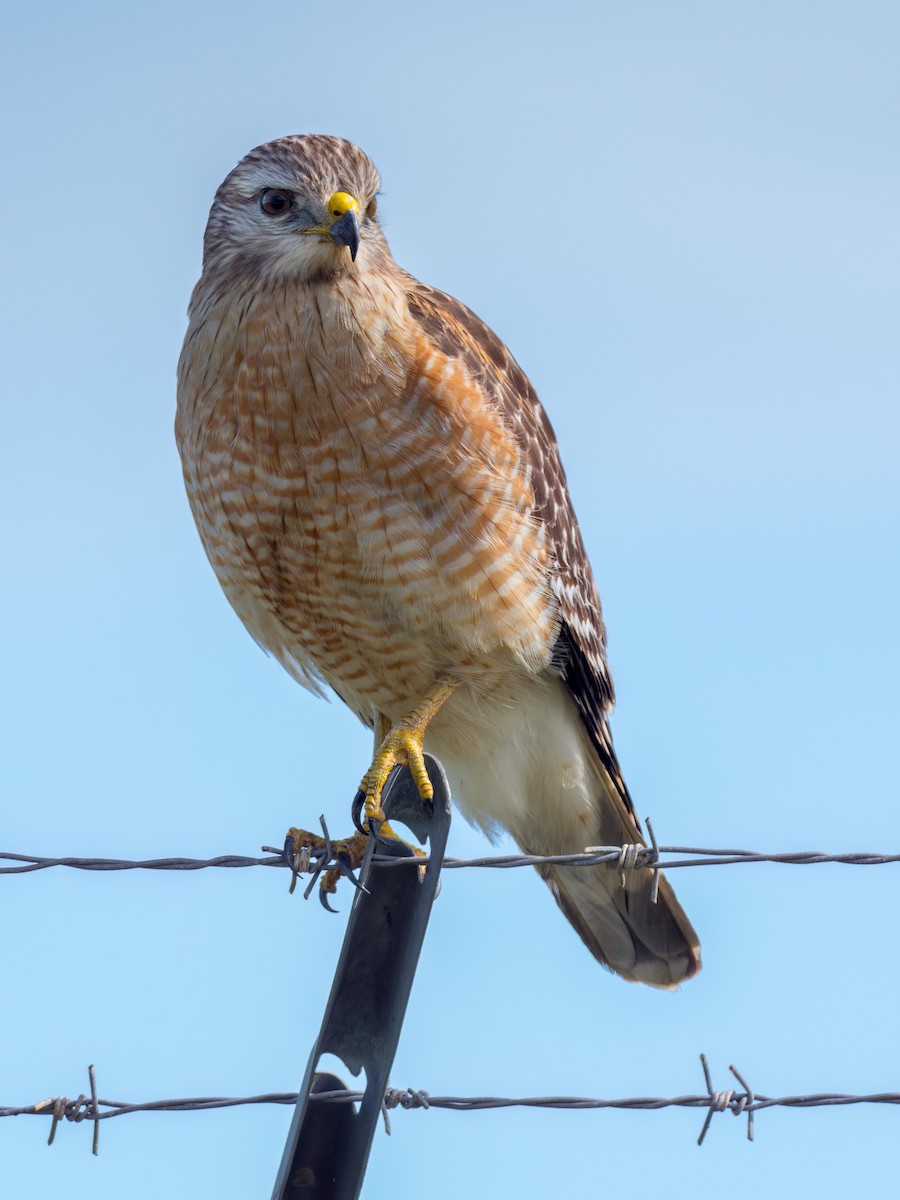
[176,274,560,719]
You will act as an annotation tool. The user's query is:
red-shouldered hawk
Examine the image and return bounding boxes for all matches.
[176,135,701,988]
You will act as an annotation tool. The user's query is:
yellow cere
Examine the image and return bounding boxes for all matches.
[328,191,360,221]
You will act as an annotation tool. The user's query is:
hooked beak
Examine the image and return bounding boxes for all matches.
[328,208,360,261]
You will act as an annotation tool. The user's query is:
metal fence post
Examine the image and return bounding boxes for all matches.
[272,755,452,1200]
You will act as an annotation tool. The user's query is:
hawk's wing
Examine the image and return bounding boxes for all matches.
[405,281,701,988]
[406,281,636,823]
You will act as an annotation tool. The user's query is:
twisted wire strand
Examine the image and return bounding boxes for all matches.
[5,1086,899,1121]
[7,1056,899,1154]
[2,847,899,875]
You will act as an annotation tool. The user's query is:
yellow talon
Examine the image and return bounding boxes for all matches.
[283,827,368,865]
[283,819,428,903]
[282,678,458,904]
[359,677,460,824]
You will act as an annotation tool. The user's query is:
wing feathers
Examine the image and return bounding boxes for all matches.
[407,281,620,778]
[406,280,701,985]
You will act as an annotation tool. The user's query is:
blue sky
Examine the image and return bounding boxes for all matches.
[2,1,898,1195]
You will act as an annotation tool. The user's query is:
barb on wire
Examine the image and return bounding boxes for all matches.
[3,845,899,877]
[616,817,662,901]
[697,1054,754,1145]
[42,1065,101,1155]
[6,1057,900,1153]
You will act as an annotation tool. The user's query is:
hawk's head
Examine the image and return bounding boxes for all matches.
[200,135,384,283]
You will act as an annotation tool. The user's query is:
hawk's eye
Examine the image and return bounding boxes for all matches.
[365,198,377,220]
[260,189,293,216]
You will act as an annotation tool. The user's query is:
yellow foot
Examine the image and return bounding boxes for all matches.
[356,677,460,829]
[282,821,426,909]
[282,825,368,903]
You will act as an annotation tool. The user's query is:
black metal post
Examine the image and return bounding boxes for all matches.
[272,755,451,1200]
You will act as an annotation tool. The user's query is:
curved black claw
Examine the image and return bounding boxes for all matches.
[319,888,339,914]
[367,816,394,847]
[282,833,297,866]
[351,788,367,834]
[336,850,367,893]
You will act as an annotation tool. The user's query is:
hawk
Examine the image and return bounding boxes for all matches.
[176,135,701,988]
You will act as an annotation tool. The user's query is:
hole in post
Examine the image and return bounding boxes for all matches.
[313,1054,368,1115]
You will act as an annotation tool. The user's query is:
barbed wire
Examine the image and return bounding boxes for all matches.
[3,844,899,876]
[4,1058,899,1155]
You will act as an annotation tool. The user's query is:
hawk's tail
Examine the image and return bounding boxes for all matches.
[538,856,701,989]
[534,687,702,988]
[431,677,701,987]
[526,746,701,988]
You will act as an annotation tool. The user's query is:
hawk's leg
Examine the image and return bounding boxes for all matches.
[282,678,456,907]
[355,676,460,830]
